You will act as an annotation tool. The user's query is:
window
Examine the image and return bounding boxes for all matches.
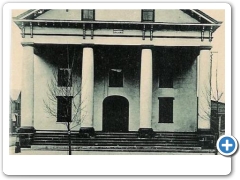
[211,110,217,119]
[142,9,155,22]
[158,97,174,123]
[15,102,20,111]
[220,116,225,131]
[82,9,95,21]
[57,96,73,122]
[159,67,173,88]
[58,68,72,87]
[109,68,123,87]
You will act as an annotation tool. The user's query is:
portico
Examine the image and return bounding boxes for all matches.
[14,9,221,148]
[20,43,211,134]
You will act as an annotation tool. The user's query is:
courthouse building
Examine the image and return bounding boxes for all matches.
[13,9,221,150]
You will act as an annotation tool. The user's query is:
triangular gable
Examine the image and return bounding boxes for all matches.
[35,9,81,20]
[14,9,34,19]
[181,9,219,24]
[15,9,219,25]
[15,9,50,20]
[155,10,200,23]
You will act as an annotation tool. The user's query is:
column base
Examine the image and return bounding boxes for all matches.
[197,129,216,149]
[79,127,95,138]
[138,128,154,138]
[17,126,36,148]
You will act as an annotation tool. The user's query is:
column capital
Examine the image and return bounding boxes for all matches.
[21,42,34,47]
[141,45,154,50]
[82,43,94,48]
[199,46,212,50]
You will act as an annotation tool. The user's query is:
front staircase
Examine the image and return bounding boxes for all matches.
[30,130,216,153]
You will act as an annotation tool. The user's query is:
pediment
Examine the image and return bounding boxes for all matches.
[15,9,219,24]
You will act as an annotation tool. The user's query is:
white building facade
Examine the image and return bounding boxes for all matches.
[13,9,221,146]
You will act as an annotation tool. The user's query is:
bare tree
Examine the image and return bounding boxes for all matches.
[210,52,224,136]
[198,51,224,135]
[43,46,83,155]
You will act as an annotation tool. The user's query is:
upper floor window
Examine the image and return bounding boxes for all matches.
[159,67,173,88]
[220,115,225,131]
[82,9,95,21]
[15,102,20,111]
[58,68,72,87]
[142,9,155,22]
[109,68,123,87]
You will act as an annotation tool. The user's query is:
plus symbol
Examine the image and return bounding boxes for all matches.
[222,139,233,151]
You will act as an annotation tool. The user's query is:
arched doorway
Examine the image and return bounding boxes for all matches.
[103,96,129,132]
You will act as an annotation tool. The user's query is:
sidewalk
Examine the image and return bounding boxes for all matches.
[9,146,215,155]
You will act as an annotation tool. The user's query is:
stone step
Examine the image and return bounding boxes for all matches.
[154,132,197,135]
[30,145,216,153]
[34,134,77,137]
[31,145,201,150]
[34,131,197,135]
[32,142,200,147]
[31,131,206,153]
[34,135,140,138]
[33,136,198,141]
[34,134,198,139]
[154,135,198,138]
[95,132,138,135]
[33,139,199,144]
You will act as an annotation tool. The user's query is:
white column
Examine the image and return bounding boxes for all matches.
[140,49,153,128]
[21,44,34,127]
[198,49,211,129]
[81,47,94,127]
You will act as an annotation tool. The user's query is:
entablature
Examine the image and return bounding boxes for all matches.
[15,19,220,42]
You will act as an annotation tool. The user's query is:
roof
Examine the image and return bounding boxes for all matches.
[193,9,220,24]
[13,9,36,19]
[13,9,221,30]
[14,9,220,23]
[12,9,221,41]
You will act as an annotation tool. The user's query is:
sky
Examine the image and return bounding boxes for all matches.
[10,9,225,102]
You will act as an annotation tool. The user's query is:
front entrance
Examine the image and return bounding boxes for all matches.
[103,96,129,132]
